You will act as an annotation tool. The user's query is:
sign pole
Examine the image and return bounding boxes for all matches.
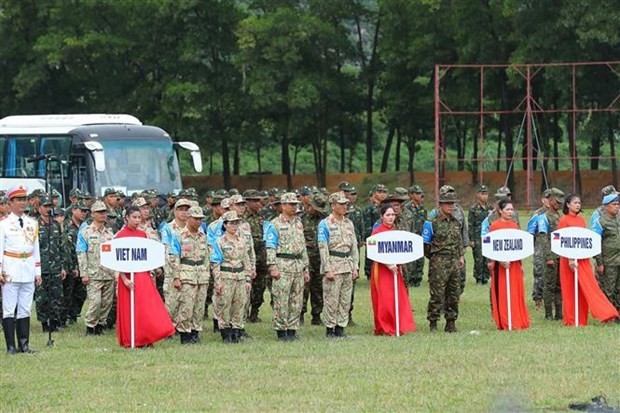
[394,269,400,337]
[130,272,135,349]
[506,266,512,331]
[574,263,579,328]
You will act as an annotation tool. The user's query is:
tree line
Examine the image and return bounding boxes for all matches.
[1,0,618,188]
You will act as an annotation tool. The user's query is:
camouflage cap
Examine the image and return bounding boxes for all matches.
[221,197,232,209]
[53,207,64,216]
[394,187,408,196]
[215,189,229,197]
[39,194,53,206]
[69,188,82,198]
[132,197,148,207]
[0,196,7,204]
[90,200,107,212]
[601,185,617,198]
[409,185,424,194]
[339,181,354,192]
[187,206,205,218]
[243,189,263,200]
[189,200,199,208]
[268,187,280,196]
[477,185,488,193]
[117,190,126,198]
[494,186,512,198]
[174,199,193,209]
[328,191,348,205]
[258,190,269,198]
[439,191,459,203]
[205,190,215,198]
[439,185,455,195]
[74,200,89,211]
[383,193,408,203]
[549,187,565,202]
[211,195,225,206]
[228,188,240,196]
[299,186,313,196]
[222,211,241,222]
[542,188,553,198]
[28,189,44,199]
[178,189,189,197]
[372,184,388,193]
[103,188,118,197]
[347,186,357,194]
[79,190,92,200]
[230,194,246,204]
[309,193,328,213]
[280,192,300,204]
[272,193,283,205]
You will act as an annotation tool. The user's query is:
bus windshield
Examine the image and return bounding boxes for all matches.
[95,138,182,196]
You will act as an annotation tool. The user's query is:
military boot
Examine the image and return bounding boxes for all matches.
[554,299,563,321]
[276,330,288,342]
[41,322,49,333]
[16,317,36,353]
[311,314,322,326]
[2,318,17,355]
[180,332,192,345]
[85,326,96,336]
[231,329,242,343]
[248,308,261,323]
[190,330,200,344]
[326,327,336,339]
[444,320,457,333]
[334,326,346,338]
[95,324,105,335]
[429,320,438,332]
[286,330,299,341]
[544,302,554,320]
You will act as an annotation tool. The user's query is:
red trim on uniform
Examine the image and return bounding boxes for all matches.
[8,186,27,199]
[35,262,41,267]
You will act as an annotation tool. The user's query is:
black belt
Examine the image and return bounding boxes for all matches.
[180,258,205,266]
[276,253,302,260]
[329,250,351,258]
[220,266,244,273]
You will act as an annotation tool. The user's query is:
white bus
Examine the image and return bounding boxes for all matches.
[0,114,202,203]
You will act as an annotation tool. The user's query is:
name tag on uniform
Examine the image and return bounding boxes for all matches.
[222,245,233,251]
[329,225,339,231]
[280,226,289,231]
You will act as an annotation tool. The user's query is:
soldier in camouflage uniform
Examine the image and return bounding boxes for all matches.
[423,191,465,333]
[263,192,310,341]
[468,185,492,285]
[244,190,269,322]
[481,186,521,237]
[173,206,210,344]
[301,193,328,325]
[134,197,164,298]
[63,188,82,220]
[342,184,363,324]
[61,200,88,325]
[363,184,388,278]
[205,197,231,331]
[527,189,551,309]
[428,186,470,294]
[590,185,617,228]
[537,188,564,320]
[405,185,427,287]
[160,199,192,328]
[211,211,253,343]
[592,193,620,311]
[76,201,115,335]
[35,195,66,332]
[318,192,359,338]
[27,189,43,219]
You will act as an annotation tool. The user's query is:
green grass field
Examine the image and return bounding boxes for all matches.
[2,249,618,412]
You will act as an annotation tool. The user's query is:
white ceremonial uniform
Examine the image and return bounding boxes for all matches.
[0,212,41,318]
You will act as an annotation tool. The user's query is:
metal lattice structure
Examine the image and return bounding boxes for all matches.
[434,61,620,207]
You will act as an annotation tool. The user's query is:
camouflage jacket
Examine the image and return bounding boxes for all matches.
[178,227,210,284]
[264,214,309,274]
[468,202,492,242]
[244,209,265,258]
[76,223,115,280]
[594,213,620,266]
[38,217,63,273]
[536,210,561,261]
[61,220,81,275]
[430,204,470,247]
[423,212,464,258]
[362,202,380,239]
[317,215,359,274]
[347,204,365,245]
[211,233,252,282]
[301,210,327,258]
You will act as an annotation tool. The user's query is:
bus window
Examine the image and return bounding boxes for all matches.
[5,137,37,177]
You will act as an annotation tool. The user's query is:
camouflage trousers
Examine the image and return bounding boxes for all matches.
[62,273,86,322]
[249,260,269,316]
[216,279,247,329]
[164,277,180,326]
[409,257,425,286]
[302,258,323,318]
[599,265,620,311]
[401,261,415,287]
[543,259,562,316]
[35,273,64,325]
[204,280,215,319]
[427,255,461,322]
[175,282,208,333]
[321,272,353,328]
[532,244,545,301]
[459,259,467,295]
[272,271,304,331]
[472,244,489,283]
[106,290,117,328]
[84,279,115,328]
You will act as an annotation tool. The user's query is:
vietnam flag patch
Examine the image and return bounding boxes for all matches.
[101,244,112,252]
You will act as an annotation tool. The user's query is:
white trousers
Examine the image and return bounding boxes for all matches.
[2,282,35,319]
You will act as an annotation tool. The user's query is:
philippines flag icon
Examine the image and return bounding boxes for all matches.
[553,232,560,240]
[482,236,490,244]
[101,244,112,252]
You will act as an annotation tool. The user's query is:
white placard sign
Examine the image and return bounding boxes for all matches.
[551,227,601,259]
[366,230,424,265]
[481,228,534,262]
[100,237,165,272]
